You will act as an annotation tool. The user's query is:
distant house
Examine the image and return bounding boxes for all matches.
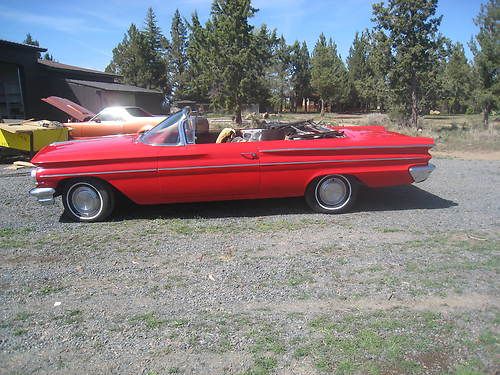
[0,39,164,121]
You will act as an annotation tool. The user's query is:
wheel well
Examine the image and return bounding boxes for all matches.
[56,177,123,199]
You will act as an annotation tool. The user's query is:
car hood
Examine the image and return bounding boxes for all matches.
[31,134,140,166]
[42,96,95,122]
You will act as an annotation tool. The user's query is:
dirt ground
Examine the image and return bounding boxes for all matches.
[0,156,499,374]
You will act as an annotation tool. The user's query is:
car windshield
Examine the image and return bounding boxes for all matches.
[126,107,152,117]
[91,108,127,122]
[140,110,184,145]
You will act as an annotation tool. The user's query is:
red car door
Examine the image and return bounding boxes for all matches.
[157,142,260,203]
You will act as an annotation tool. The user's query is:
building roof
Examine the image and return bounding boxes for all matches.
[0,39,47,52]
[38,59,120,77]
[66,79,162,94]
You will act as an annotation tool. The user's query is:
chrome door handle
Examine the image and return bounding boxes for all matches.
[241,152,258,160]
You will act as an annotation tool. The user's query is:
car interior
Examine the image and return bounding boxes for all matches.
[195,118,345,145]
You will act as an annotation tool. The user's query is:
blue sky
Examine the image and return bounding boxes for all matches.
[0,0,483,72]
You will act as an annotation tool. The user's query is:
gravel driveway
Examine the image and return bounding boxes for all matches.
[0,157,499,374]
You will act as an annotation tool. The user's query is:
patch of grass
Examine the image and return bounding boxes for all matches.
[14,311,31,321]
[287,274,313,287]
[248,328,286,355]
[243,356,278,375]
[169,318,189,328]
[130,312,164,329]
[39,284,64,295]
[378,227,402,233]
[13,327,28,336]
[64,309,83,324]
[0,227,32,248]
[478,330,497,346]
[293,345,311,359]
[302,310,457,374]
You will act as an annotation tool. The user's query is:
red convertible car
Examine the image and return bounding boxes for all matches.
[29,108,435,222]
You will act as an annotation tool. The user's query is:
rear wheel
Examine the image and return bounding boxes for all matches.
[305,174,358,214]
[62,179,115,222]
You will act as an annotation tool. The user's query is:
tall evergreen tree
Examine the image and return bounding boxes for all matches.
[366,31,391,111]
[372,0,444,127]
[442,42,473,113]
[23,33,39,47]
[469,0,499,129]
[106,24,147,87]
[185,12,210,102]
[267,35,292,112]
[170,9,189,101]
[106,9,170,97]
[311,34,348,114]
[198,0,269,124]
[23,33,54,61]
[347,31,372,111]
[290,41,311,112]
[142,7,170,93]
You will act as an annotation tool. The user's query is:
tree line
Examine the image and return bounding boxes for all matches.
[106,0,498,128]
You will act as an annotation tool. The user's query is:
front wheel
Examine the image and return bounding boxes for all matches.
[305,174,358,214]
[62,179,115,222]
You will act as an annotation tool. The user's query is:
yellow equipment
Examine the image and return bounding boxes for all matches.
[0,120,69,155]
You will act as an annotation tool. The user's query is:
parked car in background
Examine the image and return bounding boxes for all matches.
[29,107,435,222]
[42,96,166,138]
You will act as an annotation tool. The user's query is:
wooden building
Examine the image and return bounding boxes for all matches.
[0,39,164,121]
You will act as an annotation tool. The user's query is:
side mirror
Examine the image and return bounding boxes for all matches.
[94,118,101,123]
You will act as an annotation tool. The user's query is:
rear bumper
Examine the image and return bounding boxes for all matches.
[29,187,56,205]
[409,163,436,183]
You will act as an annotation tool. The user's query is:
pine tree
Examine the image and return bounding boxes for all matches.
[106,24,147,87]
[366,31,392,111]
[106,9,171,97]
[469,0,499,129]
[23,33,54,60]
[267,35,292,112]
[199,0,269,124]
[23,33,39,47]
[142,7,170,93]
[185,12,210,102]
[290,41,311,112]
[442,42,473,114]
[347,31,372,111]
[372,0,444,127]
[311,34,348,114]
[170,9,188,101]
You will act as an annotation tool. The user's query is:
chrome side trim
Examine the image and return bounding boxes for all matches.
[43,168,156,178]
[409,163,436,183]
[158,163,256,171]
[29,187,56,205]
[260,144,435,153]
[42,157,425,177]
[260,156,425,167]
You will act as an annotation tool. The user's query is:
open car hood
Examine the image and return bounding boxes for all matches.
[41,96,95,122]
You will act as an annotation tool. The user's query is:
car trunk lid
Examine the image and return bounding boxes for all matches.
[41,96,95,122]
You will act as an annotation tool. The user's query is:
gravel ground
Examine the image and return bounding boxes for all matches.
[0,157,499,375]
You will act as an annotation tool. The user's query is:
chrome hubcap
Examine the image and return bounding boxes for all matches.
[70,185,101,217]
[317,177,348,207]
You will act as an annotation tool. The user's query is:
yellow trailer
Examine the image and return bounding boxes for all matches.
[0,120,69,155]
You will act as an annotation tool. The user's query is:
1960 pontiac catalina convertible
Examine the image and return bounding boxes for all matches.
[29,108,435,222]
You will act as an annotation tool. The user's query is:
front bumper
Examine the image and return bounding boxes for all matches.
[409,163,436,183]
[29,187,56,205]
